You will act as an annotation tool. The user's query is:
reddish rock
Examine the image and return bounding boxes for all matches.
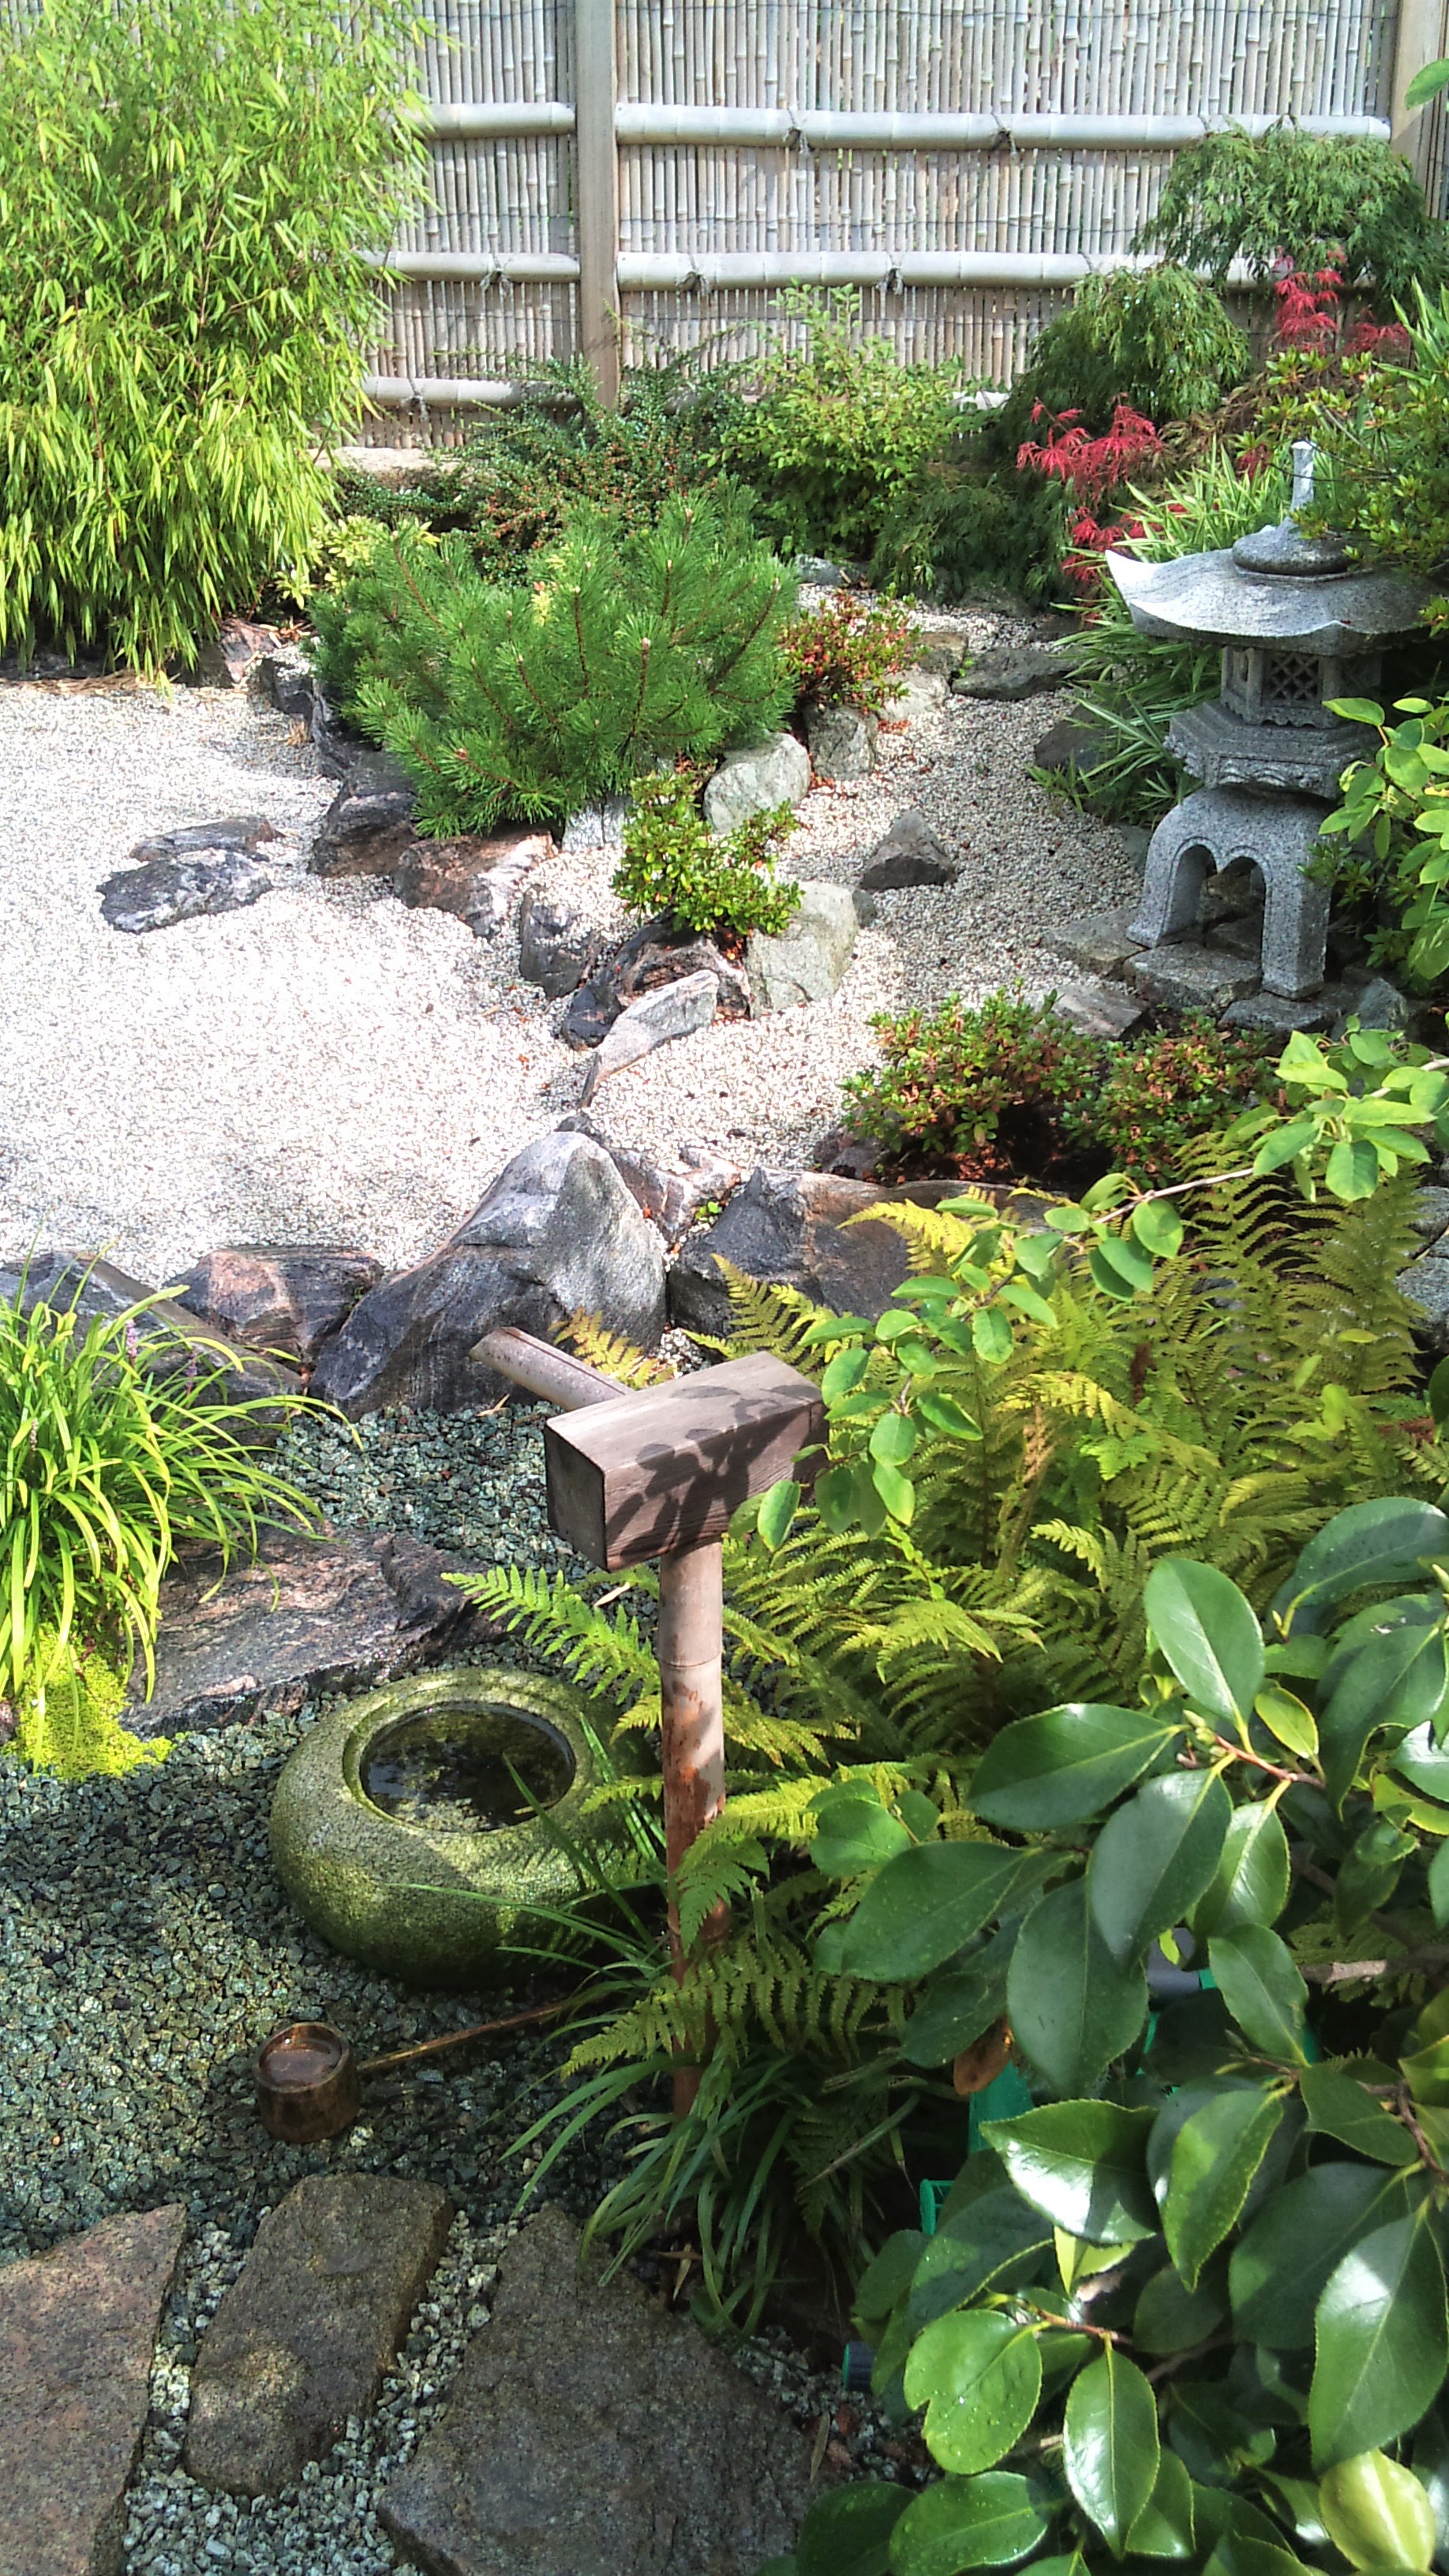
[172,1245,381,1368]
[385,828,552,936]
[185,618,283,690]
[0,2203,185,2576]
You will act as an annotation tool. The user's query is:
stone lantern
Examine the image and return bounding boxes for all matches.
[1106,444,1431,999]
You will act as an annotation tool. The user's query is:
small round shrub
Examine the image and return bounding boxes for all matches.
[612,768,799,942]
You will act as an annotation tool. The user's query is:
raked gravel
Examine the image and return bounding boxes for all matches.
[0,608,1137,1287]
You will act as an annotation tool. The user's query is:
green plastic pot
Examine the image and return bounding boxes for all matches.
[268,1665,620,1986]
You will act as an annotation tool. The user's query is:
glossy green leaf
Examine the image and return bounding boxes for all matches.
[908,2187,1054,2328]
[871,1458,915,1524]
[1193,1803,1291,1938]
[1131,1200,1185,1260]
[1300,2065,1417,2167]
[888,2475,1050,2574]
[971,1704,1183,1830]
[1310,2211,1449,2468]
[900,1953,1009,2068]
[1429,1839,1449,1929]
[1201,2540,1310,2576]
[1208,1926,1309,2062]
[1231,2163,1417,2348]
[811,1788,914,1878]
[797,2481,912,2576]
[1319,2451,1438,2570]
[1088,1771,1233,1965]
[1320,1619,1449,1811]
[841,1841,1045,1983]
[915,1387,981,1442]
[904,2312,1043,2473]
[870,1410,918,1467]
[1253,1684,1319,1761]
[1134,2267,1226,2355]
[756,1477,800,1551]
[1163,2089,1286,2289]
[1273,1501,1449,1637]
[1391,1720,1449,1805]
[1144,1559,1264,1725]
[822,1346,871,1402]
[1126,2449,1196,2559]
[983,2101,1159,2245]
[1007,1878,1148,2095]
[972,1307,1014,1365]
[853,2229,927,2327]
[1406,57,1449,109]
[1064,2344,1160,2555]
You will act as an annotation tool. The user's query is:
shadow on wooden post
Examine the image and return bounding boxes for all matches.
[471,1327,824,2111]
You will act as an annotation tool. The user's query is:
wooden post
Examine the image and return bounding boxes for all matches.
[573,0,620,404]
[471,1331,825,2111]
[1391,0,1448,184]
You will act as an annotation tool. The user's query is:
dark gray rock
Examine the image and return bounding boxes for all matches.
[1034,715,1108,774]
[517,890,600,998]
[309,1132,666,1416]
[912,624,974,680]
[560,797,630,854]
[310,769,418,876]
[100,814,284,934]
[1125,943,1260,1013]
[560,920,751,1050]
[952,640,1083,701]
[0,2204,186,2576]
[309,687,375,781]
[1398,1256,1449,1353]
[747,881,857,1013]
[378,2203,809,2576]
[1338,975,1412,1035]
[1045,904,1142,980]
[858,807,960,890]
[579,971,718,1106]
[255,656,316,721]
[1221,989,1346,1035]
[385,829,551,937]
[703,732,811,833]
[556,1116,739,1246]
[100,848,280,934]
[1206,912,1266,962]
[1048,978,1146,1039]
[123,1526,496,1740]
[171,1245,382,1367]
[186,2175,452,2498]
[1411,1186,1449,1242]
[805,698,877,781]
[669,1166,925,1338]
[1,1253,301,1413]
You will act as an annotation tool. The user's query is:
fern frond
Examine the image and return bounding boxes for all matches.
[714,1258,833,1371]
[676,1833,769,1945]
[560,1310,673,1388]
[453,1563,657,1702]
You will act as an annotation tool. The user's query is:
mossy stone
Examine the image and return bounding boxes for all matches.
[269,1668,621,1986]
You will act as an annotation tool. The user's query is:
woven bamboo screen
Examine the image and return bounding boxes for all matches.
[355,0,1411,440]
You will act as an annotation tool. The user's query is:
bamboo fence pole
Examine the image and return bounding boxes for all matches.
[573,0,620,399]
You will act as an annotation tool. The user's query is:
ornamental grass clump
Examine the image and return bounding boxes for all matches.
[0,0,423,672]
[313,494,796,833]
[1,1284,318,1773]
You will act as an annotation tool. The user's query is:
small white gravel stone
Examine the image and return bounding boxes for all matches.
[0,608,1137,1285]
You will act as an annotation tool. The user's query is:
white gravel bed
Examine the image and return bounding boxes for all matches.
[0,615,1136,1285]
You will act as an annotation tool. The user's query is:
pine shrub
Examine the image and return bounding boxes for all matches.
[0,0,422,672]
[316,495,797,833]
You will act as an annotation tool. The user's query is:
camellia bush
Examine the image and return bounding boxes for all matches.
[0,0,423,671]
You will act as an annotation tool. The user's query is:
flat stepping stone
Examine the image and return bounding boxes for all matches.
[100,816,285,933]
[124,1525,492,1739]
[185,2174,452,2497]
[379,2203,810,2574]
[0,2202,185,2576]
